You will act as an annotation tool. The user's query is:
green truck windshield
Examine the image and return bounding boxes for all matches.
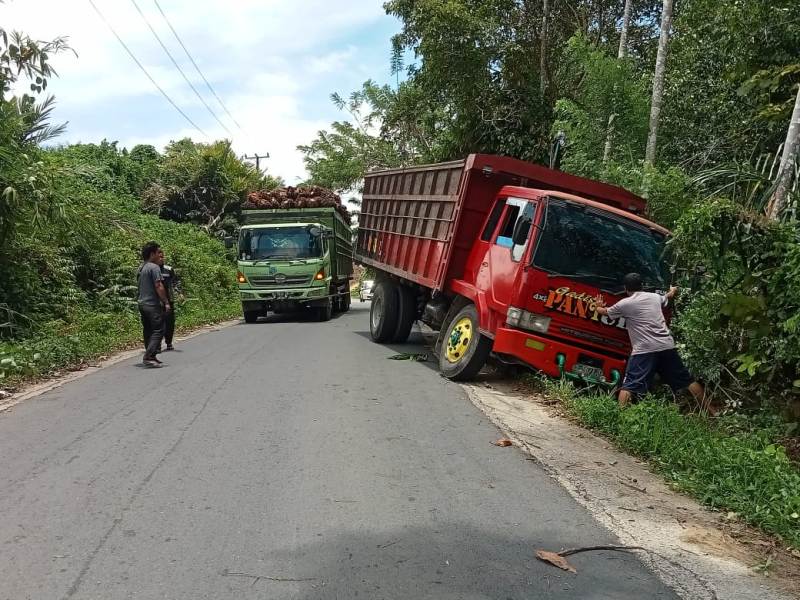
[240,227,322,260]
[532,200,668,290]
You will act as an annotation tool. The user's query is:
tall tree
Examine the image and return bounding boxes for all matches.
[540,0,550,97]
[766,85,800,219]
[603,0,633,162]
[644,0,674,166]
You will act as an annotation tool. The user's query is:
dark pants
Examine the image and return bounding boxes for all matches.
[621,348,694,395]
[139,304,164,359]
[164,306,176,346]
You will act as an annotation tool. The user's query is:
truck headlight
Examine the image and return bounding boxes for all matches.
[506,307,523,327]
[506,307,550,334]
[519,312,551,334]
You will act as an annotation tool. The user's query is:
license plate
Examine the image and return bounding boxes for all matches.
[572,363,605,381]
[274,291,287,299]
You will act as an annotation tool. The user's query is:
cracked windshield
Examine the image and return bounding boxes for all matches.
[533,200,669,291]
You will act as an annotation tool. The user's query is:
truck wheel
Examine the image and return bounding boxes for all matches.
[342,292,351,313]
[370,280,399,342]
[317,298,333,322]
[393,285,416,343]
[243,309,260,324]
[438,304,492,381]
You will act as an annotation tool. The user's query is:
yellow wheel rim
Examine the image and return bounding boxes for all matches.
[445,316,473,363]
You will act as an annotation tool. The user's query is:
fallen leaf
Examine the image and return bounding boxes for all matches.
[535,550,576,573]
[492,438,513,447]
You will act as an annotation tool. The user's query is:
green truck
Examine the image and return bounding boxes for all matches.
[229,207,354,322]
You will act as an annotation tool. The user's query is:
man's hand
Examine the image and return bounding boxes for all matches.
[164,302,172,313]
[593,294,610,316]
[667,285,679,299]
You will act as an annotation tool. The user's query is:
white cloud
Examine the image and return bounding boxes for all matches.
[1,0,397,182]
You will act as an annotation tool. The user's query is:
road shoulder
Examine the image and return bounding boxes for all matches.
[463,380,798,600]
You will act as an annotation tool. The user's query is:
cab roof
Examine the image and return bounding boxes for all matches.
[500,186,671,236]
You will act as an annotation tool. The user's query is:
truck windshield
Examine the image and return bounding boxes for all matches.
[240,227,322,260]
[532,199,668,290]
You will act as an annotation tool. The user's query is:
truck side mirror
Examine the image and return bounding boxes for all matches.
[511,218,532,246]
[224,236,234,249]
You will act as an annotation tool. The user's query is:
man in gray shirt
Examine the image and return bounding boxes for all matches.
[137,242,172,367]
[595,273,707,410]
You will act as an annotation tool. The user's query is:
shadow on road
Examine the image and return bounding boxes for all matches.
[352,329,441,374]
[221,523,675,600]
[236,310,348,325]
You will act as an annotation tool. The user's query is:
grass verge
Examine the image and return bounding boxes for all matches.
[527,376,800,549]
[1,298,240,389]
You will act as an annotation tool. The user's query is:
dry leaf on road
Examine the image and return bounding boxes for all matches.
[535,550,576,573]
[492,438,513,447]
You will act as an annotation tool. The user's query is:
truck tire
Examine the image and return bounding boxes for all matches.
[243,308,260,324]
[438,304,492,381]
[317,298,333,322]
[342,292,351,313]
[370,280,399,342]
[393,285,416,343]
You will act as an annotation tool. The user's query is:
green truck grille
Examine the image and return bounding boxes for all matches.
[249,274,313,288]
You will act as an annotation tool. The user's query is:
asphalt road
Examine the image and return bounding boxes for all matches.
[0,301,679,600]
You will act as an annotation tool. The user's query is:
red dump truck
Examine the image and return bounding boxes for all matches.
[355,154,670,383]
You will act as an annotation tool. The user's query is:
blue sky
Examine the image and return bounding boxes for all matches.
[2,0,402,182]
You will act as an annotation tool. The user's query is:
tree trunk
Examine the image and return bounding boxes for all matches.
[644,0,675,167]
[766,85,800,220]
[540,0,550,98]
[603,0,633,163]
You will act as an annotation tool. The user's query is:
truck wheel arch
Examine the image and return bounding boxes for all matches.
[446,280,492,335]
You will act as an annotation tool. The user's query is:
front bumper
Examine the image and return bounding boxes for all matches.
[492,327,625,386]
[240,285,328,304]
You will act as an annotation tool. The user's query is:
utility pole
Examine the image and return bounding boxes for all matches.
[244,153,270,172]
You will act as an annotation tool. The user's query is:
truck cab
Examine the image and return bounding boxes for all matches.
[460,187,670,384]
[235,207,354,322]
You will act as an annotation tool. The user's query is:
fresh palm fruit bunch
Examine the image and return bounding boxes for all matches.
[243,185,350,219]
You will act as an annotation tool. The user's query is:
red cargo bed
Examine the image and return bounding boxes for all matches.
[356,154,645,292]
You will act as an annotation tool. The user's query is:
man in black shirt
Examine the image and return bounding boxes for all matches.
[159,258,181,351]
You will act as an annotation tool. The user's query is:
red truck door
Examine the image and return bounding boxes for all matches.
[473,196,540,325]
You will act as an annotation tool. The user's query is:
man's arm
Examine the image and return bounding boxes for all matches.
[155,281,171,311]
[150,267,171,312]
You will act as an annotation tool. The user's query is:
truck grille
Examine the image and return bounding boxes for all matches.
[249,274,312,288]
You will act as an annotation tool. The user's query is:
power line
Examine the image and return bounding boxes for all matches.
[86,0,208,138]
[152,0,243,131]
[129,0,232,137]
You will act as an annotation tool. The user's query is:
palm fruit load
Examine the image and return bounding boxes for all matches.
[243,185,350,220]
